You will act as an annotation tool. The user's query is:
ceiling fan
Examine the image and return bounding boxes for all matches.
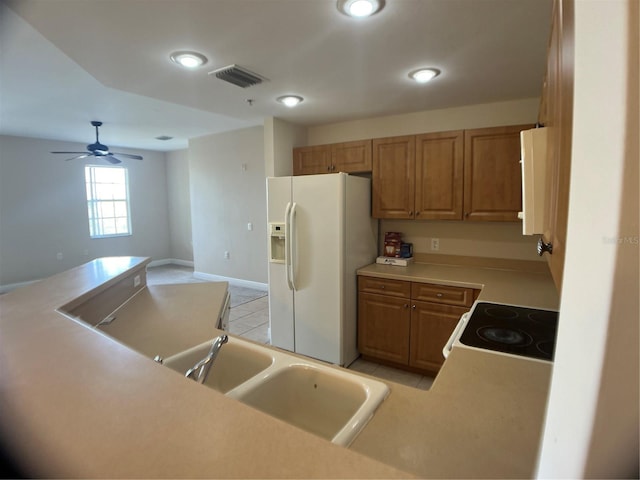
[51,121,143,164]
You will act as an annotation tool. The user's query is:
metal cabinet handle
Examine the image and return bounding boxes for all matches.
[436,293,443,298]
[404,304,409,308]
[537,237,553,256]
[411,304,416,309]
[408,211,413,216]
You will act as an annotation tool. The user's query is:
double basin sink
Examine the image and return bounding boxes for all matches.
[163,336,389,447]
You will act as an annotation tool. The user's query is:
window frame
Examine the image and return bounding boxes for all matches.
[84,164,133,239]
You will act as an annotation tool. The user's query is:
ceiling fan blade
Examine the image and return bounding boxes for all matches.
[51,151,88,154]
[105,155,122,165]
[64,154,92,161]
[111,152,143,160]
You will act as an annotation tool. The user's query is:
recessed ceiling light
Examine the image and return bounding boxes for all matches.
[337,0,384,18]
[170,51,208,69]
[409,68,441,83]
[277,95,304,107]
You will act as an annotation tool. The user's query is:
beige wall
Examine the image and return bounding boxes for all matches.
[307,97,540,144]
[189,126,268,284]
[0,135,171,286]
[381,220,541,261]
[264,117,307,177]
[306,98,542,261]
[166,149,193,262]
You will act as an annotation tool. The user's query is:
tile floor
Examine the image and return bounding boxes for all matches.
[146,264,434,390]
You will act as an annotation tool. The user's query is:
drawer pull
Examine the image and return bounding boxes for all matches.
[380,285,385,289]
[411,304,416,309]
[436,293,443,298]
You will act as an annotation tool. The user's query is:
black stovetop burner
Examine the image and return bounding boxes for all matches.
[459,302,559,361]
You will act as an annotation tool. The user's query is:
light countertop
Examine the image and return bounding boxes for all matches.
[96,282,229,358]
[0,256,559,478]
[351,260,559,477]
[0,258,409,478]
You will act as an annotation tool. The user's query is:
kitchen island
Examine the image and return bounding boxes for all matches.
[0,256,559,478]
[0,257,408,478]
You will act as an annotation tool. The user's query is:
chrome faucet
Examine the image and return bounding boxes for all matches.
[185,334,229,384]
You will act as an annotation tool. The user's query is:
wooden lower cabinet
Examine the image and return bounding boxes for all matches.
[409,301,468,373]
[357,276,477,375]
[358,293,410,364]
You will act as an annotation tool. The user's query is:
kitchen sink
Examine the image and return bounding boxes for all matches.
[230,363,386,446]
[165,336,389,446]
[163,337,275,394]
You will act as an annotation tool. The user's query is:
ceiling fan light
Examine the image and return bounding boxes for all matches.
[277,95,304,108]
[170,51,208,69]
[337,0,383,18]
[409,68,441,83]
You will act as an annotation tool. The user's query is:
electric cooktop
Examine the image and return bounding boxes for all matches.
[459,302,559,361]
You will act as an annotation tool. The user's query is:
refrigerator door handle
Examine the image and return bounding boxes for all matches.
[284,202,293,290]
[289,202,298,291]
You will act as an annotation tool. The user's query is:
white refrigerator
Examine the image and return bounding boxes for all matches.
[266,173,377,366]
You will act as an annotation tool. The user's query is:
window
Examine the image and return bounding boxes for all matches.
[85,165,132,238]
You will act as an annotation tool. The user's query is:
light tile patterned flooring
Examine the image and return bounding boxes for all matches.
[147,264,434,390]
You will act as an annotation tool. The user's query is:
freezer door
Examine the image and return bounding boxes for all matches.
[266,177,295,352]
[291,174,344,364]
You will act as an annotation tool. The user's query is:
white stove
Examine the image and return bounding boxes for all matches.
[443,300,559,364]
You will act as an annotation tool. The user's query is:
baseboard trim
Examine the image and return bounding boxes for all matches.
[193,271,268,291]
[147,258,195,268]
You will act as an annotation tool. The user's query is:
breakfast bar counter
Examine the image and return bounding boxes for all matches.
[0,256,559,478]
[0,257,408,478]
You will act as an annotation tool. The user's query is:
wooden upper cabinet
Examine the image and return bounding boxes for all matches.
[293,145,331,175]
[463,124,532,222]
[415,131,464,220]
[293,140,372,176]
[332,139,372,173]
[372,135,416,219]
[539,0,574,292]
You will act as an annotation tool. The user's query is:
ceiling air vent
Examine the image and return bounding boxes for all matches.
[208,64,267,88]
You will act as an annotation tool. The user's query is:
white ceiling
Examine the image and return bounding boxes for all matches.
[0,0,552,152]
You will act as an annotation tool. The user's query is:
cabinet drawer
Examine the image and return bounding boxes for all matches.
[411,283,475,307]
[358,276,411,299]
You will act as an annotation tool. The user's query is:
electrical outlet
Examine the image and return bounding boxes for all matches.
[56,252,63,260]
[247,222,253,231]
[134,275,141,287]
[431,238,440,251]
[224,251,230,259]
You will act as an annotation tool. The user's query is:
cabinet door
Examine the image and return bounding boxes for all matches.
[372,136,415,219]
[358,293,410,364]
[539,0,574,292]
[415,131,464,220]
[463,125,531,221]
[409,301,468,373]
[332,140,372,173]
[293,145,331,175]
